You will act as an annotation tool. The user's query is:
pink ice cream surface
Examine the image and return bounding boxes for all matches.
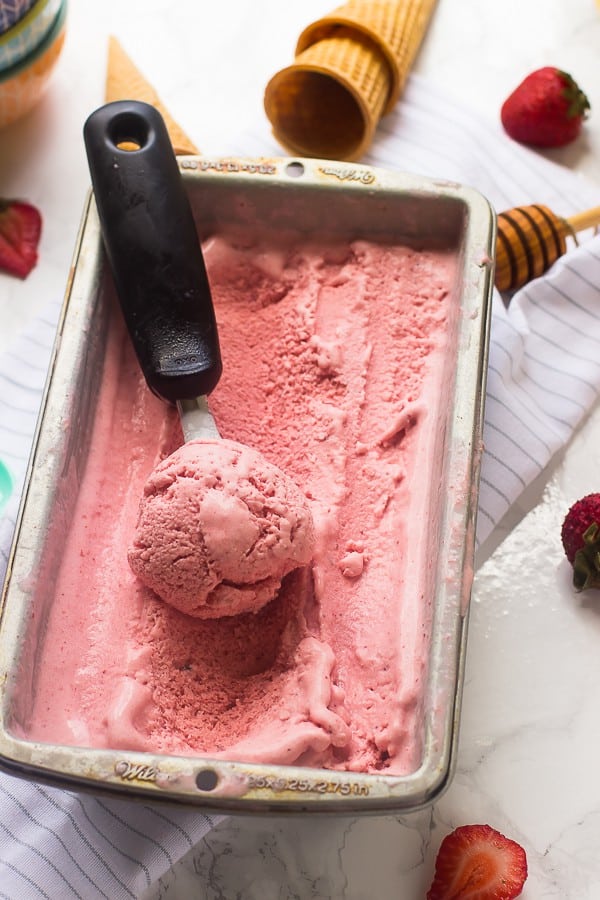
[24,234,459,775]
[127,438,315,618]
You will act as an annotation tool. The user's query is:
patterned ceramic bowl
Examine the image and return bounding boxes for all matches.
[0,0,37,35]
[0,0,61,71]
[0,0,65,128]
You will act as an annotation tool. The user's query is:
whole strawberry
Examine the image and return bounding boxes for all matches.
[501,67,590,148]
[561,493,600,591]
[427,824,527,899]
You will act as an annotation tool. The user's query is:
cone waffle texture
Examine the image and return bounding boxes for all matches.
[264,30,389,160]
[105,36,199,156]
[296,0,438,112]
[495,204,569,292]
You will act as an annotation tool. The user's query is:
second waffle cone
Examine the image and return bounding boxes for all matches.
[264,0,437,160]
[297,0,438,112]
[264,29,390,161]
[105,36,199,156]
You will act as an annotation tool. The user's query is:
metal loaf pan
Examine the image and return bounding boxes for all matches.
[0,157,495,813]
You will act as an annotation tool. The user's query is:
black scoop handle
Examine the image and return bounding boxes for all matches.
[83,100,222,403]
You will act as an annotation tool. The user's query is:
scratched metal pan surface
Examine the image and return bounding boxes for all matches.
[0,157,495,813]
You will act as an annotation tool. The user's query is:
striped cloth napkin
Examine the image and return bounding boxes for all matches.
[0,73,599,898]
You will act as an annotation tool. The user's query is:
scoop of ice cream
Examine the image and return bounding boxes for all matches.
[128,438,315,618]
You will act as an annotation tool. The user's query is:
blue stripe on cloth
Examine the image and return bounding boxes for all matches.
[0,774,224,900]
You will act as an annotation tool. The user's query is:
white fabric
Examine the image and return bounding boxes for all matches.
[0,778,221,899]
[478,242,600,541]
[0,73,599,897]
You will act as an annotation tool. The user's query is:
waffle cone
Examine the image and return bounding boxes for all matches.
[105,36,199,156]
[264,30,390,161]
[495,204,569,292]
[297,0,438,112]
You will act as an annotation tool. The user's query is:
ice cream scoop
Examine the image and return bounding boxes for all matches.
[83,100,222,441]
[83,101,315,617]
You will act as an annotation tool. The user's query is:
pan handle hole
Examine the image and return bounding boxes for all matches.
[285,161,305,178]
[195,768,219,792]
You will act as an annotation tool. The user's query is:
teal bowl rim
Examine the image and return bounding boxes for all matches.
[0,0,61,74]
[0,458,13,515]
[0,0,38,37]
[0,0,56,44]
[0,0,66,84]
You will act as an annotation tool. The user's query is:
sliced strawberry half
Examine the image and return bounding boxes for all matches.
[427,824,528,899]
[0,199,42,279]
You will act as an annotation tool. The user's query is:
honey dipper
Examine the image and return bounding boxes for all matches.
[495,203,600,292]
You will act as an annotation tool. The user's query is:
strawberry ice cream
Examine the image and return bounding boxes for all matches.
[127,438,315,618]
[24,231,459,775]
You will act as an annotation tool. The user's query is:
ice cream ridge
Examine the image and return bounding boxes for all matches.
[26,102,459,775]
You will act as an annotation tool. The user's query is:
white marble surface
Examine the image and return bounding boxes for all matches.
[2,0,600,896]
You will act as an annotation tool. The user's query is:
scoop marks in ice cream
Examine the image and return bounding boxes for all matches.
[128,438,315,617]
[25,233,459,775]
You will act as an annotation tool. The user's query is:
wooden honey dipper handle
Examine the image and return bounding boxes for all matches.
[565,205,600,234]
